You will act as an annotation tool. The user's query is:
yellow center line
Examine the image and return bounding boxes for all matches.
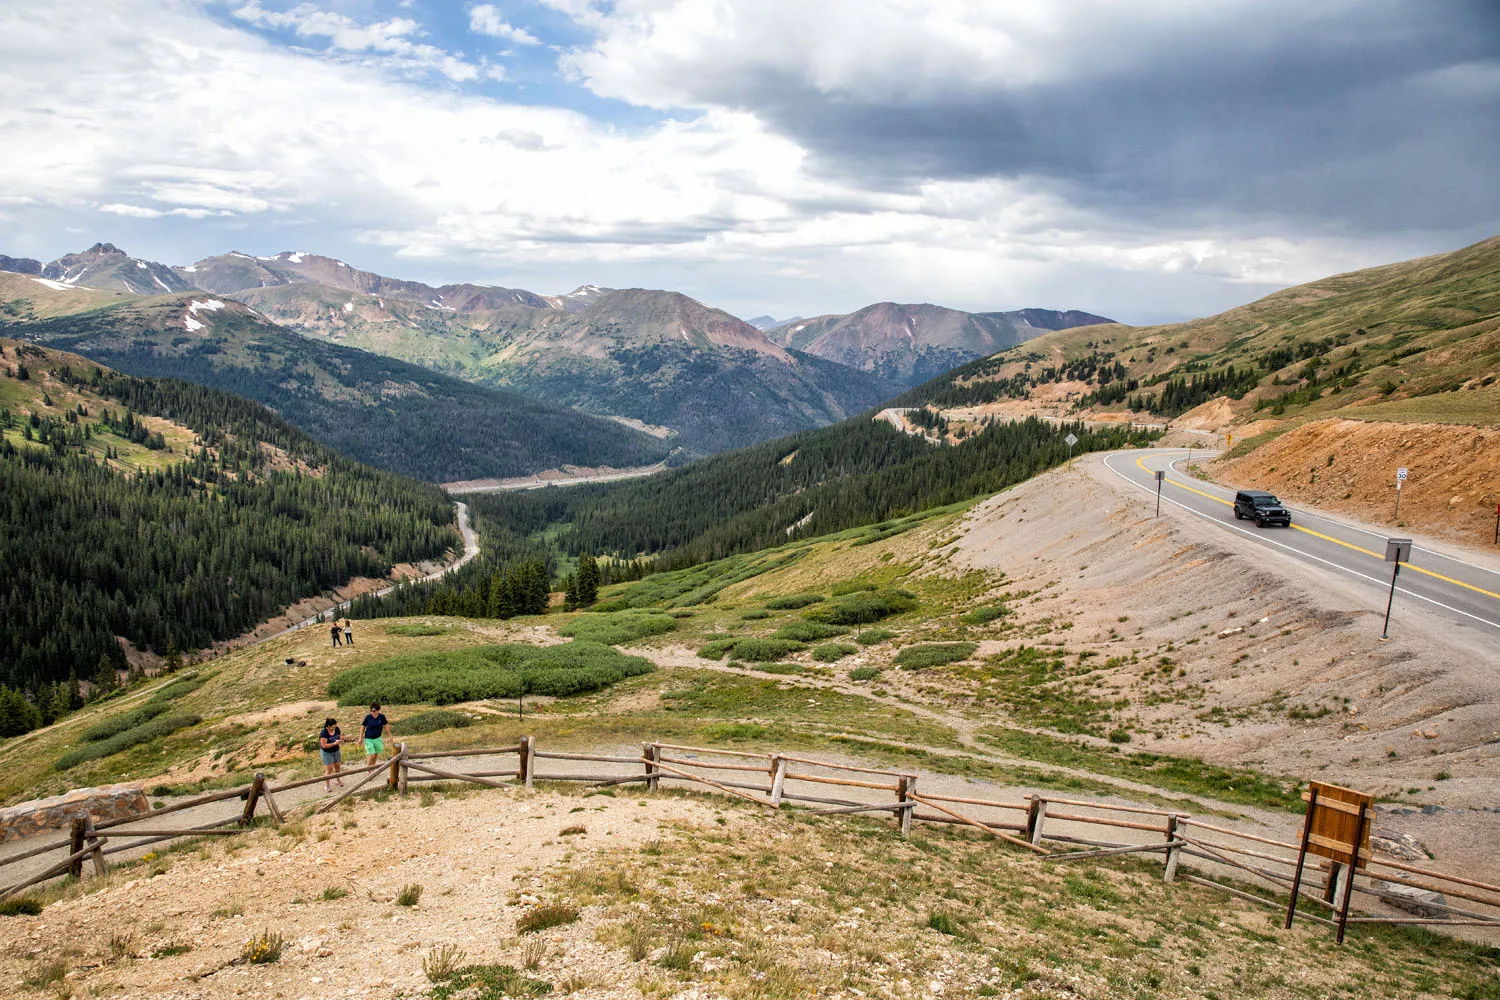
[1133,455,1500,602]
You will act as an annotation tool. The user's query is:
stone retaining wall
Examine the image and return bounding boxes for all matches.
[0,785,149,843]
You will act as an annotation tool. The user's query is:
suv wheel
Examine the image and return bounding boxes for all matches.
[1233,509,1243,520]
[1255,517,1265,527]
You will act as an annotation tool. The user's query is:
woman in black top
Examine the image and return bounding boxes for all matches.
[319,717,348,791]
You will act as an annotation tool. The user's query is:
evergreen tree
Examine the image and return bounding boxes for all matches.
[564,573,580,610]
[576,554,600,607]
[163,642,183,675]
[66,668,83,710]
[92,655,117,696]
[0,686,41,738]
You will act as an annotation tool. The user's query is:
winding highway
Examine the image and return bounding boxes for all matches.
[1103,449,1500,636]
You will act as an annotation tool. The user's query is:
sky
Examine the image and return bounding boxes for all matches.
[0,0,1497,324]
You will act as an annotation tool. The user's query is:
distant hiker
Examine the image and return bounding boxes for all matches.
[361,703,391,765]
[343,618,354,647]
[330,622,343,647]
[319,717,348,791]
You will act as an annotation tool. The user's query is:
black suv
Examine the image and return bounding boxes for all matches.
[1233,490,1292,527]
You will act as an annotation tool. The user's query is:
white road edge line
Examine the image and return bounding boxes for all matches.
[1103,452,1500,633]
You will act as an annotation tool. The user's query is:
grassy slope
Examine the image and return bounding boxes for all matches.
[916,234,1500,428]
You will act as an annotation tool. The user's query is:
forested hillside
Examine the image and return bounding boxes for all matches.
[0,290,669,481]
[0,340,457,702]
[458,415,1156,572]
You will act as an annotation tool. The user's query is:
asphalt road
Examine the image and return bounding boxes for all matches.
[1103,449,1500,637]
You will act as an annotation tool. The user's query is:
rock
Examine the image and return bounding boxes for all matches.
[1370,830,1427,862]
[1421,804,1442,815]
[1370,877,1448,918]
[0,784,148,843]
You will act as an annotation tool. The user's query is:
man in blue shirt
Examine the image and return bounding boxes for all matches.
[361,703,391,765]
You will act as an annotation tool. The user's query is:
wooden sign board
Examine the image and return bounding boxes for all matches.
[1302,781,1374,867]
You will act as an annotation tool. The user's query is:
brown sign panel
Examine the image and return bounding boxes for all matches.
[1302,781,1374,867]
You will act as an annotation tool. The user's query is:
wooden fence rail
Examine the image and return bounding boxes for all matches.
[0,735,1493,943]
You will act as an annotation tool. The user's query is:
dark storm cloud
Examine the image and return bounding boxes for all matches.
[627,2,1500,235]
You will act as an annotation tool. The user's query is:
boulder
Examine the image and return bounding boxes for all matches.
[0,784,149,843]
[1369,877,1448,918]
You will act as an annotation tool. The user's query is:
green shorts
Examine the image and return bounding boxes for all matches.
[363,737,385,755]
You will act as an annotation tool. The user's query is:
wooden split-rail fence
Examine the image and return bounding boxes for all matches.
[2,738,1495,941]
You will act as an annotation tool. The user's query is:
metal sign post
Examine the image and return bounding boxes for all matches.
[1064,432,1078,468]
[1494,504,1499,546]
[1154,469,1165,517]
[1380,538,1412,640]
[1394,467,1408,521]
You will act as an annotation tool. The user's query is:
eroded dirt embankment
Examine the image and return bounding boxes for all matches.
[1215,418,1500,549]
[947,455,1499,813]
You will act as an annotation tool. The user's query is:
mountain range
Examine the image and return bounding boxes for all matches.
[1,241,1113,457]
[0,271,667,483]
[769,303,1114,383]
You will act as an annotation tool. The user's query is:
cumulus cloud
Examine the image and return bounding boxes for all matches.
[232,1,482,82]
[469,4,541,46]
[0,0,1494,321]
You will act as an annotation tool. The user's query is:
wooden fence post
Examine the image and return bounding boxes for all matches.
[1026,796,1048,848]
[397,743,409,794]
[239,774,266,826]
[82,815,108,878]
[769,755,787,807]
[1163,814,1180,882]
[521,736,535,789]
[68,816,87,878]
[897,775,916,838]
[642,743,659,792]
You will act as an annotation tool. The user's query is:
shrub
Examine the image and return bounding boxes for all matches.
[428,964,550,999]
[854,628,898,646]
[811,643,857,662]
[424,944,467,983]
[321,885,349,901]
[0,897,42,916]
[385,623,445,637]
[54,714,202,770]
[962,604,1011,624]
[517,904,579,934]
[327,642,652,705]
[895,642,978,670]
[696,637,741,660]
[393,710,472,736]
[81,702,169,742]
[557,612,676,646]
[925,912,968,937]
[831,581,879,596]
[150,674,205,704]
[764,593,824,610]
[848,666,882,682]
[756,663,809,675]
[771,621,847,642]
[805,590,916,625]
[396,883,423,907]
[1108,729,1132,744]
[739,610,771,620]
[727,637,805,662]
[241,930,283,964]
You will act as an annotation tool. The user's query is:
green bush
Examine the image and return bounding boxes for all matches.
[55,714,202,770]
[830,581,879,596]
[771,621,847,642]
[961,604,1011,625]
[848,666,883,681]
[557,612,676,646]
[739,610,772,620]
[327,642,653,706]
[805,590,916,625]
[895,642,978,670]
[1108,729,1132,744]
[755,663,810,675]
[811,643,857,663]
[764,593,824,610]
[696,638,741,660]
[81,702,168,742]
[854,628,898,646]
[150,673,204,703]
[588,599,631,613]
[385,623,446,637]
[394,710,472,736]
[428,964,551,1000]
[727,637,805,662]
